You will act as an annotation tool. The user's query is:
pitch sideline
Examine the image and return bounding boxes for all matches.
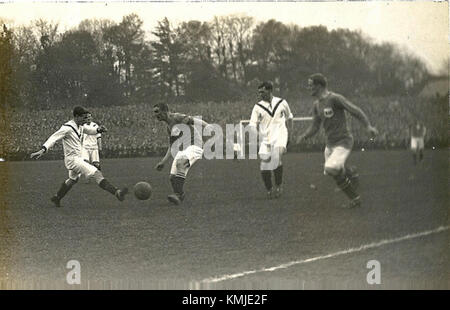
[200,225,449,284]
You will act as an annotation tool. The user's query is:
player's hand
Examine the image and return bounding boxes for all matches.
[30,149,45,160]
[97,125,108,133]
[367,125,379,137]
[155,162,164,171]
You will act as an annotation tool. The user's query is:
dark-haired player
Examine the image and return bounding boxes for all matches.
[249,81,293,199]
[153,103,210,205]
[30,106,128,207]
[297,74,378,208]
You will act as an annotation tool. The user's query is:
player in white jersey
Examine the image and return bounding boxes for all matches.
[30,106,128,207]
[249,81,293,199]
[410,120,426,165]
[82,113,102,171]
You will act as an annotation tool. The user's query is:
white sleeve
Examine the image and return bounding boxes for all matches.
[43,126,69,151]
[249,106,259,127]
[83,124,98,135]
[284,100,293,119]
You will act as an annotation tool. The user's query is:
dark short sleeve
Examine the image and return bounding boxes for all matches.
[331,94,348,110]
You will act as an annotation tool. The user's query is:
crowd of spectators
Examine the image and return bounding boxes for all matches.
[0,95,447,161]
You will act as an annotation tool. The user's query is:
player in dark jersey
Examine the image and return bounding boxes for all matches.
[153,103,209,205]
[297,73,378,208]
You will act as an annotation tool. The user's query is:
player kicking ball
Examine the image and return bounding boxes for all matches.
[249,81,293,199]
[297,73,378,208]
[153,103,209,205]
[30,106,128,207]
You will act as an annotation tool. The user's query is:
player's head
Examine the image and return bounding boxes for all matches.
[257,81,273,102]
[308,73,327,97]
[153,102,169,121]
[73,106,90,125]
[85,113,93,124]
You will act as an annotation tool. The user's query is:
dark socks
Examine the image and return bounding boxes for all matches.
[93,162,101,171]
[99,179,118,195]
[334,174,359,200]
[261,170,273,191]
[274,165,283,187]
[170,175,185,196]
[345,165,356,178]
[56,180,74,200]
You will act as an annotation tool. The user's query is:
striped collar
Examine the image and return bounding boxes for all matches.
[256,97,284,117]
[63,120,81,139]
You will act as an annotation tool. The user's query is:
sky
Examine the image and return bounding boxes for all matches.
[1,0,449,74]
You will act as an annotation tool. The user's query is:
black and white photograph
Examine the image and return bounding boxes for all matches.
[0,0,448,293]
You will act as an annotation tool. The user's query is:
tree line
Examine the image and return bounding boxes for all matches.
[0,13,433,110]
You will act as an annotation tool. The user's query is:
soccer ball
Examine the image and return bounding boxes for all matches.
[134,181,152,200]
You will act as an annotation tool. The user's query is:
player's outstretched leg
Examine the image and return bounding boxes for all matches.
[325,164,360,208]
[344,165,359,189]
[92,171,128,201]
[334,173,361,208]
[168,174,186,205]
[93,162,101,171]
[51,178,78,207]
[168,157,190,205]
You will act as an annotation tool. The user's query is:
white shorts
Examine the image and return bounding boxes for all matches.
[411,137,424,150]
[82,148,100,163]
[170,145,203,175]
[65,156,98,181]
[258,132,288,157]
[323,145,351,174]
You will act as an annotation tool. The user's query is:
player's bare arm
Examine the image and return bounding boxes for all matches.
[155,138,172,171]
[84,124,108,135]
[248,105,260,137]
[338,96,378,137]
[97,137,102,152]
[298,117,320,142]
[297,107,321,143]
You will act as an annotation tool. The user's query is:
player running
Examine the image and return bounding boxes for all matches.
[410,120,426,165]
[249,81,293,199]
[30,106,128,207]
[153,103,210,205]
[297,73,378,208]
[82,113,102,171]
